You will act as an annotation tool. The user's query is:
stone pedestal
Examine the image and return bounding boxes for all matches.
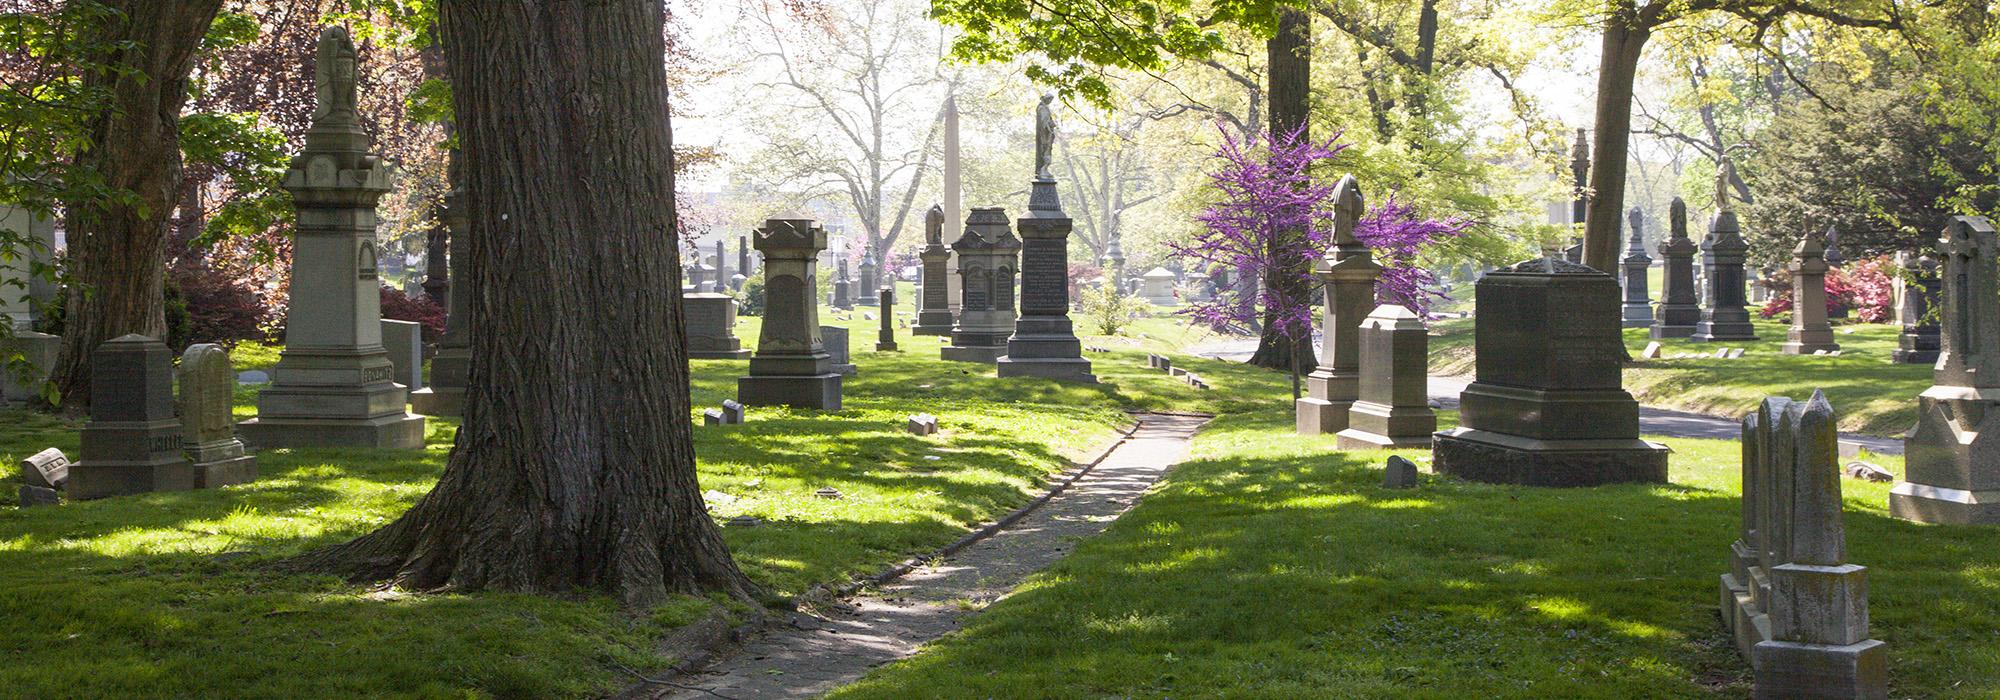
[411,173,468,416]
[1431,258,1667,486]
[685,292,751,359]
[831,259,853,310]
[875,287,899,351]
[1652,198,1701,339]
[997,178,1094,383]
[942,208,1019,364]
[1692,211,1758,342]
[1298,176,1376,436]
[1138,267,1178,305]
[1336,305,1435,449]
[856,247,878,306]
[915,204,955,335]
[1892,216,2000,524]
[738,217,841,410]
[241,28,424,450]
[69,335,194,499]
[711,239,730,294]
[1891,252,1940,364]
[1782,232,1840,355]
[1621,207,1654,328]
[177,344,257,488]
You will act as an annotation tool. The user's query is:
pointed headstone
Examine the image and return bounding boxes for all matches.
[1651,198,1701,339]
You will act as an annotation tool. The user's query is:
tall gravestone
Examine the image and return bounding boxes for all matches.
[941,208,1019,364]
[68,335,194,499]
[1652,198,1700,339]
[411,167,468,416]
[1,201,59,404]
[996,159,1094,383]
[1569,128,1590,227]
[1781,233,1840,355]
[1297,176,1377,436]
[943,93,965,314]
[875,287,898,352]
[1891,216,2000,524]
[1721,393,1887,699]
[856,246,878,306]
[739,217,841,409]
[915,204,955,336]
[241,28,425,449]
[710,239,729,294]
[831,258,852,310]
[178,344,257,488]
[1335,305,1436,449]
[1621,207,1654,327]
[1432,258,1668,486]
[1891,251,1940,364]
[1692,210,1758,342]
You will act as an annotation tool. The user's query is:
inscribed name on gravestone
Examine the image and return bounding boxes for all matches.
[1021,242,1064,311]
[763,277,808,352]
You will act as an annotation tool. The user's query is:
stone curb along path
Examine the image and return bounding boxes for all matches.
[631,412,1209,700]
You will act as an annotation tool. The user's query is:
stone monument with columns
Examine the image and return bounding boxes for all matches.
[997,151,1094,383]
[1891,216,2000,524]
[1691,210,1758,342]
[241,27,425,449]
[942,208,1019,364]
[1297,176,1377,436]
[1781,231,1840,355]
[915,204,955,336]
[738,216,841,409]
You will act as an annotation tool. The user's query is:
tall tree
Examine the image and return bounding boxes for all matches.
[299,0,755,609]
[1248,6,1313,371]
[47,0,225,409]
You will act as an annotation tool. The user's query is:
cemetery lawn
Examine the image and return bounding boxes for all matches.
[831,408,2000,699]
[0,317,1192,699]
[1431,316,1931,436]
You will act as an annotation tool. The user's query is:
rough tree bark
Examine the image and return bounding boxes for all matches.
[1247,7,1317,373]
[50,0,224,410]
[1581,10,1650,274]
[297,0,757,610]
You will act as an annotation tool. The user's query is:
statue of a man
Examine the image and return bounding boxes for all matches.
[1034,93,1056,179]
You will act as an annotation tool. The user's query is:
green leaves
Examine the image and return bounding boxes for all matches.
[931,0,1264,107]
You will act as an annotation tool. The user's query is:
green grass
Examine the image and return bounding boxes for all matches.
[0,303,1164,699]
[831,408,2000,699]
[1431,315,1931,436]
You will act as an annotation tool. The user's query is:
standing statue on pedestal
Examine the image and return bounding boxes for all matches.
[1034,93,1056,180]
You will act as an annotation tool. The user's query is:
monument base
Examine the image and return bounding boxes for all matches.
[689,348,753,360]
[996,356,1096,383]
[737,373,842,410]
[913,312,955,336]
[1751,640,1888,700]
[1295,397,1354,436]
[1719,572,1773,659]
[1622,307,1654,328]
[1691,321,1758,342]
[409,386,464,416]
[1431,427,1668,487]
[940,345,1005,364]
[1781,341,1841,355]
[239,413,428,450]
[68,459,196,500]
[1889,482,2000,525]
[1335,401,1436,449]
[193,454,259,489]
[1650,324,1696,340]
[1890,349,1940,364]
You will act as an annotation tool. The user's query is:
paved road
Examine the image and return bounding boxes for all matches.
[642,413,1209,700]
[1187,339,1903,456]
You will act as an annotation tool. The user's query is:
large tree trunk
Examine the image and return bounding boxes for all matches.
[1581,11,1650,273]
[50,0,224,410]
[1248,7,1318,373]
[297,0,756,610]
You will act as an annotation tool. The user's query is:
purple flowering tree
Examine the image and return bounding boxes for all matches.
[1171,123,1468,390]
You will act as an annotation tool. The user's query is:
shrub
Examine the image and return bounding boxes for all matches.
[1756,255,1894,323]
[1079,282,1149,336]
[169,262,274,348]
[379,285,446,339]
[736,275,766,316]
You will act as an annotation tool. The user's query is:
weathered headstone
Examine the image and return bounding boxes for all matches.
[997,165,1095,383]
[1621,207,1654,327]
[1138,267,1178,305]
[68,335,195,498]
[1652,198,1701,339]
[1891,216,2000,524]
[1891,251,1941,364]
[739,217,841,410]
[685,289,751,360]
[241,28,426,449]
[1692,210,1758,342]
[177,344,257,488]
[875,287,898,351]
[411,165,468,416]
[1383,455,1418,489]
[822,325,856,376]
[702,408,724,427]
[1641,341,1664,359]
[1337,305,1437,449]
[831,257,853,310]
[1720,392,1887,699]
[19,447,67,490]
[915,204,956,336]
[380,319,424,392]
[1781,232,1840,355]
[1298,176,1377,436]
[689,260,711,293]
[906,413,939,436]
[1432,258,1668,486]
[721,399,745,424]
[941,208,1019,364]
[856,246,878,306]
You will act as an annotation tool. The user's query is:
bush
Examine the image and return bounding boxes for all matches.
[1079,282,1149,336]
[1758,255,1894,323]
[736,275,765,316]
[379,285,446,339]
[169,262,274,349]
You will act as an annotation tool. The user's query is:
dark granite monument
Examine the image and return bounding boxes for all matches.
[1297,175,1377,435]
[875,287,898,352]
[685,289,751,360]
[915,204,955,336]
[738,217,842,410]
[1431,258,1668,486]
[68,335,195,499]
[1652,198,1701,339]
[1691,210,1758,342]
[996,164,1094,383]
[941,208,1019,364]
[411,166,468,416]
[1621,207,1654,327]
